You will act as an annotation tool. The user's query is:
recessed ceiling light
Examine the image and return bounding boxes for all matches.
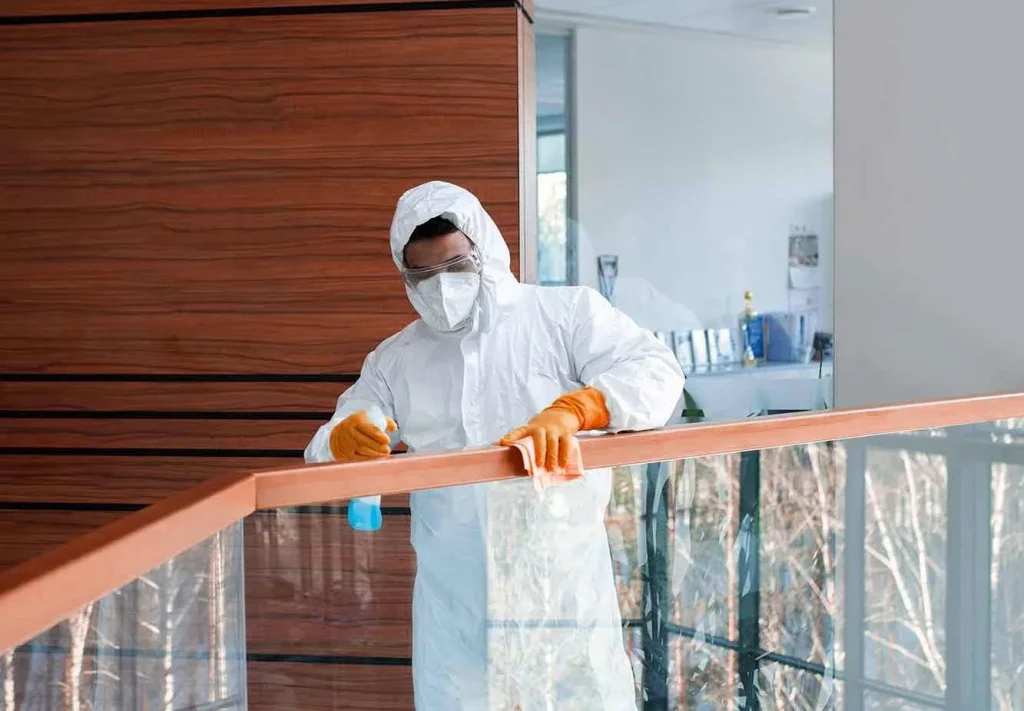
[774,6,817,19]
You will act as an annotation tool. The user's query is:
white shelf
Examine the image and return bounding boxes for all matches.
[678,360,834,423]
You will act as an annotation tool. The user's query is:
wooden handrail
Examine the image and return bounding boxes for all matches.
[1,390,1022,652]
[254,391,1024,508]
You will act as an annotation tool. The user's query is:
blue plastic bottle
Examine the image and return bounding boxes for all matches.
[347,406,388,532]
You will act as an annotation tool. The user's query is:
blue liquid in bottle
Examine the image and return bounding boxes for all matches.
[347,406,388,532]
[347,497,383,532]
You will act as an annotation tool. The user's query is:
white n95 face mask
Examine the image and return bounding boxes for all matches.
[407,272,482,332]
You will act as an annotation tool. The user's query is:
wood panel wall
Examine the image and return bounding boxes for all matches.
[0,0,535,707]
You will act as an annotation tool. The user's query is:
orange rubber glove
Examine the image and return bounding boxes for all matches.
[499,387,611,469]
[329,410,398,463]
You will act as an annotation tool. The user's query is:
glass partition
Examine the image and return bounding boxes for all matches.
[243,416,1024,709]
[594,416,1023,709]
[0,523,246,710]
[535,2,835,421]
[243,498,414,708]
[4,409,1021,709]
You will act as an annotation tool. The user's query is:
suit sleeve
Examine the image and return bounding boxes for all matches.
[303,351,396,464]
[570,287,685,432]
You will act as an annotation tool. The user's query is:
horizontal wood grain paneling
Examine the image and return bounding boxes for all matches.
[0,418,313,451]
[244,511,414,657]
[0,455,413,506]
[0,2,529,703]
[247,660,413,711]
[0,418,420,468]
[0,510,123,572]
[0,8,521,375]
[0,0,508,20]
[0,380,349,413]
[0,315,415,376]
[0,456,279,503]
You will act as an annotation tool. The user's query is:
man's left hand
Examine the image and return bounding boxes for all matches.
[500,408,581,470]
[499,387,611,469]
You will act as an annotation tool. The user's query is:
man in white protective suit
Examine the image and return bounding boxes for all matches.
[305,181,684,710]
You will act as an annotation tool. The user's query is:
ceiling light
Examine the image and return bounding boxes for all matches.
[774,6,817,19]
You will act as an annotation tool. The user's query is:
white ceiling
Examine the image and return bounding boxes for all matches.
[535,0,833,47]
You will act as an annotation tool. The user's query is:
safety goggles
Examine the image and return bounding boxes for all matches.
[402,250,482,287]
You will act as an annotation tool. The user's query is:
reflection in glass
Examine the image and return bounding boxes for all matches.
[757,663,842,709]
[759,443,842,670]
[535,32,571,287]
[538,167,568,285]
[669,637,735,709]
[667,455,737,639]
[864,689,937,710]
[0,525,246,710]
[534,0,835,418]
[485,474,634,710]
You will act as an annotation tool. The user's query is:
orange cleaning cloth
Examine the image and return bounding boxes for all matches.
[510,435,585,490]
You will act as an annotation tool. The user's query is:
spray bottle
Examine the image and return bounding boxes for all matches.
[347,405,390,532]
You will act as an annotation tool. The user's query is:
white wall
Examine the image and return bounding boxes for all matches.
[573,26,833,333]
[834,0,1024,407]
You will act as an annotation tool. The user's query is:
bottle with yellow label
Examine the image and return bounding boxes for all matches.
[739,290,761,366]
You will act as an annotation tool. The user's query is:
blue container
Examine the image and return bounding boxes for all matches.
[746,315,765,360]
[347,497,383,532]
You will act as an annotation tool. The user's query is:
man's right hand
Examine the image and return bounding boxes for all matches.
[328,411,398,462]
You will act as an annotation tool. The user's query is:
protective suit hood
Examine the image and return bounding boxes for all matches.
[390,181,519,332]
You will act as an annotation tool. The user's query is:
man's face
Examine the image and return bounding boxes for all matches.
[403,230,474,270]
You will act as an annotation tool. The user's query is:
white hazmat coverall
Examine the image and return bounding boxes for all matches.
[305,181,684,710]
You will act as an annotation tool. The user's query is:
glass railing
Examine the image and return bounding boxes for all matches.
[243,501,415,707]
[1,524,246,710]
[1,394,1022,710]
[598,417,1024,709]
